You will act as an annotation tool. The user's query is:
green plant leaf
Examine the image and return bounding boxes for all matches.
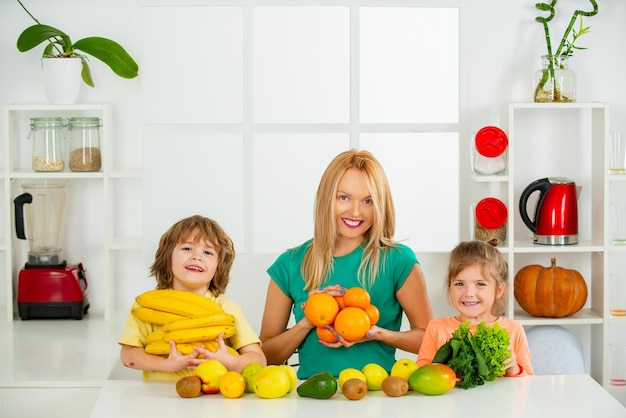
[73,37,138,79]
[79,56,95,88]
[17,24,72,55]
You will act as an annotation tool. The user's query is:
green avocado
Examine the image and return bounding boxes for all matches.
[296,372,338,399]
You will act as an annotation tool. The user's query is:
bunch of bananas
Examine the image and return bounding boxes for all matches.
[133,289,239,356]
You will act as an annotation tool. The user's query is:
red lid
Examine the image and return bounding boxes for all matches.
[475,198,507,229]
[475,126,508,157]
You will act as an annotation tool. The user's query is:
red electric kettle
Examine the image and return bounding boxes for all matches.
[519,177,579,245]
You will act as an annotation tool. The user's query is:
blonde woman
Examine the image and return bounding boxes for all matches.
[259,149,433,379]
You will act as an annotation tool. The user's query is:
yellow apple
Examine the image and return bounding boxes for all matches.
[361,363,389,391]
[193,359,228,394]
[390,358,419,381]
[338,367,367,389]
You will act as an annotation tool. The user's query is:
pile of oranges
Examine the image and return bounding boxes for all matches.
[304,287,379,342]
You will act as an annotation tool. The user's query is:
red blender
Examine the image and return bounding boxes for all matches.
[14,181,89,320]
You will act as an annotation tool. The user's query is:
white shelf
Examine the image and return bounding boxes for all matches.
[473,102,611,389]
[1,104,141,321]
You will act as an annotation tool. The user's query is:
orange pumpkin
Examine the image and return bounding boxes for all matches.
[514,258,588,318]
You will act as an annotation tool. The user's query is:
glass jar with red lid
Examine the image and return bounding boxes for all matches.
[473,197,507,247]
[472,126,508,175]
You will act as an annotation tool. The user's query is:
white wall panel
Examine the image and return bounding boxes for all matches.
[360,8,459,123]
[252,7,350,123]
[142,7,244,124]
[361,133,460,252]
[252,134,349,253]
[142,133,245,257]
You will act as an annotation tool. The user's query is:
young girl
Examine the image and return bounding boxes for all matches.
[417,240,533,376]
[119,215,266,380]
[259,149,433,379]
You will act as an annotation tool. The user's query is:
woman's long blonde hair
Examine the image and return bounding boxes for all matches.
[301,149,396,290]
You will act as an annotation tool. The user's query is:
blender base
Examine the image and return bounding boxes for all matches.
[17,262,90,320]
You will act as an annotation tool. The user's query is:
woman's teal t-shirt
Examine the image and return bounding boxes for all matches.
[267,240,418,379]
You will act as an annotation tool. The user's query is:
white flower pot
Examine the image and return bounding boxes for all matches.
[41,57,82,105]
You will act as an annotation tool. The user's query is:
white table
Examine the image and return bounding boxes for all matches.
[90,374,626,418]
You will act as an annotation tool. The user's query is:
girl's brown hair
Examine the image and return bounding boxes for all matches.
[301,149,396,290]
[446,240,508,316]
[150,215,235,296]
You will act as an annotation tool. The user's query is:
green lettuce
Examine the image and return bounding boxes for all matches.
[433,321,511,389]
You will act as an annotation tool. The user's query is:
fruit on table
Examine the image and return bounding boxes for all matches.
[253,365,292,399]
[281,364,298,393]
[362,363,389,391]
[297,372,338,399]
[390,358,419,381]
[219,371,246,398]
[341,377,368,400]
[175,375,202,398]
[338,367,367,389]
[304,293,340,327]
[408,363,457,395]
[241,362,263,393]
[514,257,588,318]
[193,359,229,394]
[334,306,371,341]
[381,376,409,397]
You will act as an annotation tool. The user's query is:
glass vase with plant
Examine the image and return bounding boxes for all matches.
[533,0,599,102]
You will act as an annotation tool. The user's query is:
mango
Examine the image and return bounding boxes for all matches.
[408,364,457,395]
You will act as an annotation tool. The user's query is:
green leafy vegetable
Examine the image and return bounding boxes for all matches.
[438,321,511,389]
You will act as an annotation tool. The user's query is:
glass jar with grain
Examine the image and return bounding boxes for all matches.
[68,117,102,172]
[30,117,66,172]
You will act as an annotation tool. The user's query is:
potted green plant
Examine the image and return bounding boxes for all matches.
[15,0,139,104]
[533,0,599,102]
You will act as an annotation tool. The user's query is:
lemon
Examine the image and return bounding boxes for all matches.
[253,365,291,399]
[362,363,389,391]
[280,364,298,393]
[338,368,367,389]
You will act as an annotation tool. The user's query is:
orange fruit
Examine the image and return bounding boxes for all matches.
[335,295,346,310]
[316,326,339,343]
[219,371,246,398]
[343,287,371,309]
[364,304,380,325]
[333,306,371,342]
[304,293,339,327]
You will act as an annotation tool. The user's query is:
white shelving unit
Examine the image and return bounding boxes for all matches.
[1,104,142,321]
[473,102,612,389]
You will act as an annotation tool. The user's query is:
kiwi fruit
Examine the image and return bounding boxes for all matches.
[341,377,368,400]
[176,375,202,398]
[381,376,409,397]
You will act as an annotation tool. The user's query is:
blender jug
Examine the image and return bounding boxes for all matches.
[14,181,67,267]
